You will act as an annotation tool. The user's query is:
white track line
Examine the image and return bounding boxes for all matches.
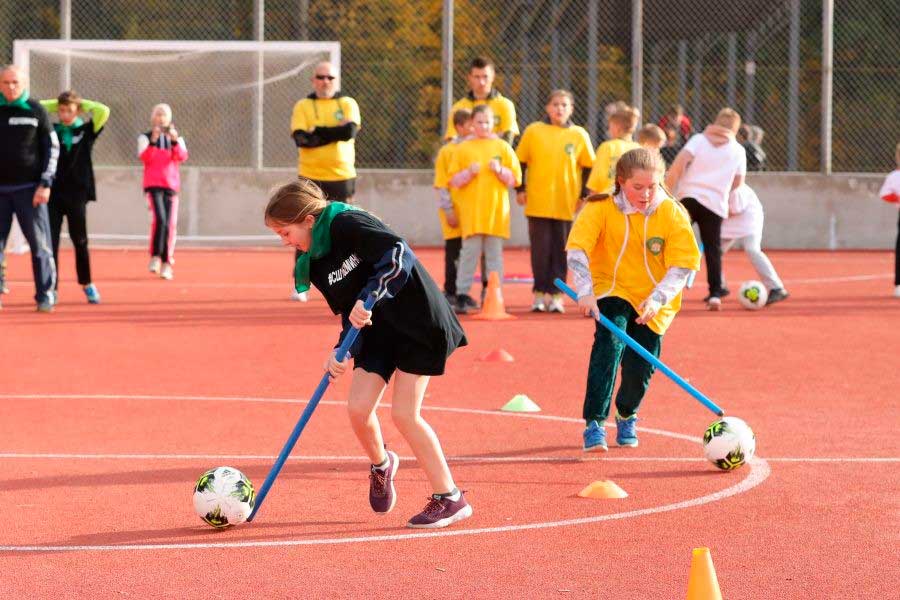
[0,394,701,442]
[0,393,774,552]
[0,453,894,464]
[0,459,770,553]
[786,273,891,284]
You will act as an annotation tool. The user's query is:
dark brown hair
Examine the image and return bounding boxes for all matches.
[470,56,495,71]
[452,108,472,127]
[57,89,81,107]
[472,104,493,118]
[264,178,328,226]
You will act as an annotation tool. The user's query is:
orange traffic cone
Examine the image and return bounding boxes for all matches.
[471,272,515,320]
[686,547,723,600]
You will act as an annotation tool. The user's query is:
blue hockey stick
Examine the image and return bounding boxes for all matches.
[554,279,725,417]
[248,293,378,521]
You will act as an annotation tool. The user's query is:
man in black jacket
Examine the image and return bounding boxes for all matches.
[0,64,58,312]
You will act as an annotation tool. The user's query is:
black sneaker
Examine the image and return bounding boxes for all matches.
[406,491,473,529]
[454,294,478,315]
[369,450,399,513]
[766,288,790,305]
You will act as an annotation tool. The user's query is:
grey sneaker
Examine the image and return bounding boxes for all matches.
[369,450,399,513]
[36,301,54,313]
[406,491,472,529]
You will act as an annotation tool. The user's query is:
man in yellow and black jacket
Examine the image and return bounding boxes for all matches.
[289,61,362,301]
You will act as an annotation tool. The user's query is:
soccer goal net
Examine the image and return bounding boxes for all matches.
[6,40,338,245]
[14,40,339,170]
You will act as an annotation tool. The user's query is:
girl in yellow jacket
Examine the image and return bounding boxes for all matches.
[448,105,521,313]
[566,148,700,451]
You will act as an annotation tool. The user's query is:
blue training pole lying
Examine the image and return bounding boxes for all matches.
[248,293,378,522]
[554,279,725,417]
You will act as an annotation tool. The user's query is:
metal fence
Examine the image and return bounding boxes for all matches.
[1,0,897,173]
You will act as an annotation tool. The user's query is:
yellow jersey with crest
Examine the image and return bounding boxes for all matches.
[291,95,361,181]
[516,121,596,221]
[433,140,463,240]
[448,137,522,239]
[566,196,700,334]
[443,91,519,140]
[585,138,640,194]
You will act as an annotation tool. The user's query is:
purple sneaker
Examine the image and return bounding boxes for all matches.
[406,491,473,529]
[369,450,399,513]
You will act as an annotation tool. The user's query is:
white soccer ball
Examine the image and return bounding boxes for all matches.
[737,280,768,310]
[702,416,756,471]
[192,466,255,528]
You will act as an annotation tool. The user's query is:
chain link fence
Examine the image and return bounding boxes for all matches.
[1,0,898,172]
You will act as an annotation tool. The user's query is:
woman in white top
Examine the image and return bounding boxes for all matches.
[666,108,747,310]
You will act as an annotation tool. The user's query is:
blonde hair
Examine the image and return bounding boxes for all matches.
[636,124,666,148]
[587,147,663,201]
[151,103,172,122]
[264,178,328,226]
[609,106,641,134]
[714,108,741,131]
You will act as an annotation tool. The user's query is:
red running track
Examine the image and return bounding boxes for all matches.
[0,247,898,598]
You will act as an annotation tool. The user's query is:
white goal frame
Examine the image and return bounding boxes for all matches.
[13,39,341,170]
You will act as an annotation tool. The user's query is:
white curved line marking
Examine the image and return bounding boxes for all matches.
[0,393,770,552]
[0,459,770,552]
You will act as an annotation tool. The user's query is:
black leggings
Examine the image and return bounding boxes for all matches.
[146,188,177,264]
[681,197,725,296]
[49,197,92,287]
[528,217,571,294]
[895,210,900,286]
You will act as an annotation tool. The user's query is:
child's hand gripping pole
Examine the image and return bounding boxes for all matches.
[553,279,725,417]
[248,293,378,522]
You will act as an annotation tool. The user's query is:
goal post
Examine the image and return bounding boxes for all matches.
[13,39,340,171]
[9,39,340,245]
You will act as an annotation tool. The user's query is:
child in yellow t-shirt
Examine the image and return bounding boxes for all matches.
[433,109,472,299]
[448,105,522,313]
[516,90,595,313]
[585,106,641,195]
[566,148,700,451]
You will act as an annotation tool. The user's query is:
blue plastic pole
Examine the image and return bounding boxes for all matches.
[248,294,378,522]
[554,279,725,417]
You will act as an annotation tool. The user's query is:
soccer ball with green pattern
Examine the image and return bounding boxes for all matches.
[192,466,255,528]
[738,280,768,310]
[703,416,756,471]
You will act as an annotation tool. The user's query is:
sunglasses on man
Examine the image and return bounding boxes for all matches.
[315,75,336,81]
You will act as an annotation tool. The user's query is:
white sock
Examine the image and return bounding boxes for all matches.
[373,456,389,471]
[442,488,461,501]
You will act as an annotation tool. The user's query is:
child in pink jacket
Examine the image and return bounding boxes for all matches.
[138,103,188,280]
